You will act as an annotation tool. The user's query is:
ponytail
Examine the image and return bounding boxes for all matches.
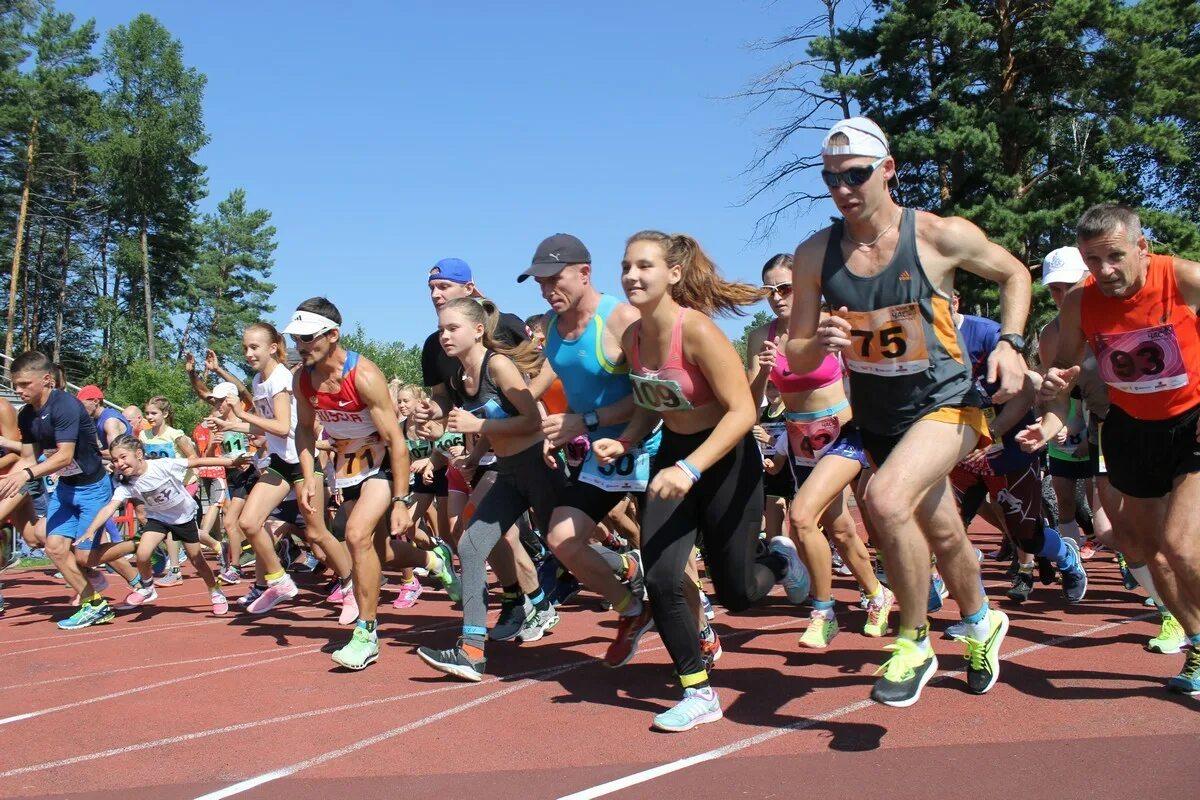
[442,297,545,375]
[627,230,767,316]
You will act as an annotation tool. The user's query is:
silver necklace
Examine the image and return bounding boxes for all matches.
[844,211,901,250]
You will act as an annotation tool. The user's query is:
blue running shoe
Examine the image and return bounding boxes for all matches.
[1167,648,1200,696]
[1059,538,1088,603]
[928,573,949,613]
[57,601,115,630]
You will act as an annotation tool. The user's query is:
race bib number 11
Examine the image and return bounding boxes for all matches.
[841,303,930,376]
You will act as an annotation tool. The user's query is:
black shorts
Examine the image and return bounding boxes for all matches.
[411,466,448,498]
[556,478,630,524]
[763,467,795,499]
[227,467,258,500]
[342,463,393,503]
[1103,404,1200,499]
[265,454,305,485]
[144,517,200,545]
[1047,455,1092,481]
[469,462,497,490]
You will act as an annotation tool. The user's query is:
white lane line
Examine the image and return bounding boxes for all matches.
[0,647,295,691]
[556,611,1159,800]
[0,646,322,726]
[0,619,221,657]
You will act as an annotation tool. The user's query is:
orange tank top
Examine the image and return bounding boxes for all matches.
[1080,253,1200,420]
[542,378,569,416]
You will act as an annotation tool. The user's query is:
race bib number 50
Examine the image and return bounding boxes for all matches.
[842,303,929,376]
[578,446,651,492]
[1091,325,1188,395]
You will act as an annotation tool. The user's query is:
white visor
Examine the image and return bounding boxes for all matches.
[282,310,339,337]
[822,117,890,158]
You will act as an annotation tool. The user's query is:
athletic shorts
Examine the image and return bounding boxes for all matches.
[265,454,304,485]
[792,424,869,484]
[762,466,795,499]
[21,479,48,519]
[447,467,469,495]
[1047,454,1092,481]
[342,463,393,503]
[144,517,200,545]
[860,405,989,467]
[1102,403,1200,499]
[227,467,258,500]
[46,476,113,542]
[556,479,631,524]
[411,466,448,498]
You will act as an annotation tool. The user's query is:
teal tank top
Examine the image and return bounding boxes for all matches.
[544,294,631,440]
[820,208,980,436]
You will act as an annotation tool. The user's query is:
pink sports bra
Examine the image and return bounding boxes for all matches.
[767,319,842,393]
[628,309,716,411]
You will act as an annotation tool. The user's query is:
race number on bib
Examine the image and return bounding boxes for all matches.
[1091,325,1188,395]
[43,448,82,479]
[842,303,930,376]
[759,420,787,458]
[406,438,433,461]
[333,435,386,488]
[630,374,695,412]
[578,444,651,492]
[785,415,843,467]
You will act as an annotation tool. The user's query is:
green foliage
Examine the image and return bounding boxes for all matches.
[733,310,773,362]
[340,324,423,386]
[107,358,207,433]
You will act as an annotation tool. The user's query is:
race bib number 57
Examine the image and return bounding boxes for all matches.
[842,303,930,376]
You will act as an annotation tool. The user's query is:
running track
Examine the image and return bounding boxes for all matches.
[1,526,1197,799]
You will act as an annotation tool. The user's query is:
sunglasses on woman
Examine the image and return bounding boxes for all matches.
[820,156,887,189]
[762,282,793,298]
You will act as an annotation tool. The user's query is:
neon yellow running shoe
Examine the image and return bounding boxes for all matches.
[953,609,1010,695]
[1147,613,1186,655]
[331,626,380,671]
[863,586,896,638]
[870,637,938,707]
[799,609,838,649]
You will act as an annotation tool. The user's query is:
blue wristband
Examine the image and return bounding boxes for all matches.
[675,459,701,483]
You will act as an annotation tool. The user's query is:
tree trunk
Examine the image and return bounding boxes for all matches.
[54,178,76,363]
[177,308,195,361]
[4,118,37,368]
[28,223,47,350]
[141,222,155,363]
[98,217,113,384]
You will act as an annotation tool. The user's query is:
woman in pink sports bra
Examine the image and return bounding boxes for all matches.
[592,230,805,733]
[745,253,894,651]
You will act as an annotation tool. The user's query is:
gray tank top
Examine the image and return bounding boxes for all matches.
[821,208,980,436]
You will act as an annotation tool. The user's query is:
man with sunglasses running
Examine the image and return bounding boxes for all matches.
[284,298,416,670]
[787,117,1031,707]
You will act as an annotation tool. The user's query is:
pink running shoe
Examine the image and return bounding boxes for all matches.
[338,590,359,626]
[211,590,229,616]
[119,586,158,609]
[327,580,347,604]
[246,576,298,614]
[392,579,422,610]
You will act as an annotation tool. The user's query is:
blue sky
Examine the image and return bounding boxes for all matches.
[61,0,840,346]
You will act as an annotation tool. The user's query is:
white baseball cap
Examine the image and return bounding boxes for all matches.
[1041,246,1087,286]
[822,117,890,158]
[208,381,239,401]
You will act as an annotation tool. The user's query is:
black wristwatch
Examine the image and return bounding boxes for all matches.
[583,411,600,432]
[998,333,1026,352]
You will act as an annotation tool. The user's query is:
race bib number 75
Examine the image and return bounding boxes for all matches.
[841,303,930,376]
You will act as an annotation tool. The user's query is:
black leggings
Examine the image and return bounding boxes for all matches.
[641,429,774,684]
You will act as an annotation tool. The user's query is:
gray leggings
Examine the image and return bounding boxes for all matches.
[460,443,566,642]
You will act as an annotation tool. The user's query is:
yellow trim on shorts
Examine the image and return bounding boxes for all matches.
[920,405,991,449]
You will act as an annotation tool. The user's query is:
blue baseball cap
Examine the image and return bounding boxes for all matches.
[429,258,473,285]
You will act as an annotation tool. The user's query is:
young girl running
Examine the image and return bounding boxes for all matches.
[747,253,894,650]
[139,396,199,586]
[78,434,250,616]
[417,297,564,681]
[592,231,798,732]
[213,323,356,620]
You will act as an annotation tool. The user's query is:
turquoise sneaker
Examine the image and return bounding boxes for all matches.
[1167,648,1200,696]
[57,601,115,630]
[652,687,722,732]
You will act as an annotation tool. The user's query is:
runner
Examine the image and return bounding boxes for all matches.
[518,233,656,664]
[212,322,355,619]
[745,252,893,649]
[787,117,1028,706]
[592,230,797,732]
[1019,204,1200,695]
[76,434,249,615]
[139,396,197,586]
[285,298,450,669]
[0,396,44,567]
[75,385,131,459]
[416,297,563,681]
[949,294,1088,606]
[0,351,116,628]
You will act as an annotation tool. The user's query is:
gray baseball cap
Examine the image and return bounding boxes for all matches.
[518,233,592,283]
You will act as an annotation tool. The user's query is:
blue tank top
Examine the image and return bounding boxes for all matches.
[95,408,132,450]
[544,294,631,440]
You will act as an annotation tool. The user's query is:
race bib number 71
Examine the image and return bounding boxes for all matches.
[841,303,930,376]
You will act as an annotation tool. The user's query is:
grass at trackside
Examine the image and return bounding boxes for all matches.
[15,557,52,568]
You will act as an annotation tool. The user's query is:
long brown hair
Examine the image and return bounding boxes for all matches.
[441,297,544,375]
[626,230,767,316]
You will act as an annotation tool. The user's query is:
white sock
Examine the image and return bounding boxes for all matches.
[1128,564,1163,607]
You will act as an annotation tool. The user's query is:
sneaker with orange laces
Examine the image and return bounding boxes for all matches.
[1079,538,1102,560]
[700,627,723,671]
[604,603,655,668]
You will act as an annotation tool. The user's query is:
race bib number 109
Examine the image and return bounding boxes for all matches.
[841,303,930,376]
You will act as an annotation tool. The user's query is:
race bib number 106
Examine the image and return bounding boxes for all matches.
[841,303,930,376]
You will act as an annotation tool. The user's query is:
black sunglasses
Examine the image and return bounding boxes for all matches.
[820,156,887,189]
[761,282,793,298]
